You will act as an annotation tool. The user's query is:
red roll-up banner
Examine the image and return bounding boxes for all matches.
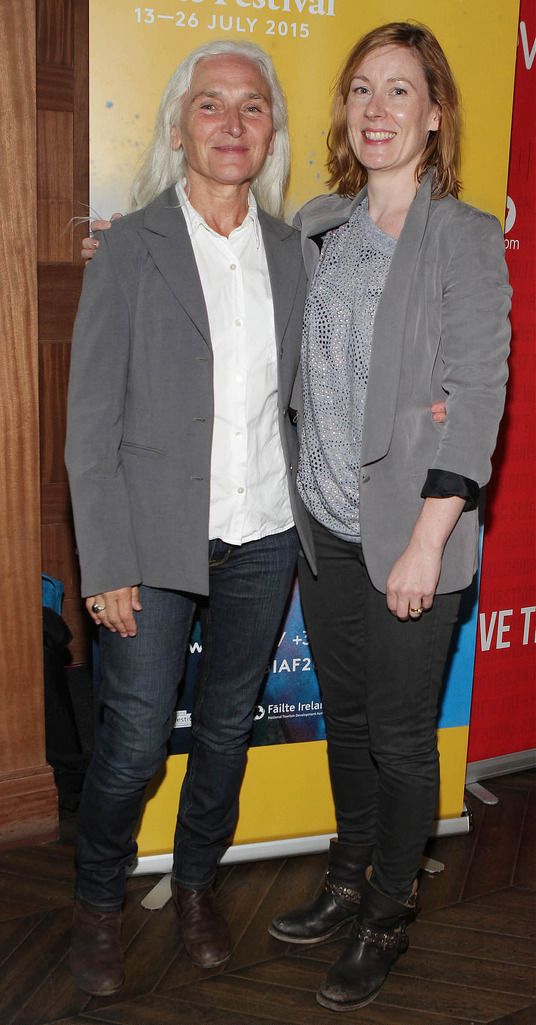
[469,3,536,763]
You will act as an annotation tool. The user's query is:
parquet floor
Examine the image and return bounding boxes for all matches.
[0,771,534,1025]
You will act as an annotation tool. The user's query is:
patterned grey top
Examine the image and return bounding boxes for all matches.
[297,199,397,542]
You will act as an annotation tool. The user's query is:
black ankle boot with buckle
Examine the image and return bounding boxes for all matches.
[269,839,373,945]
[316,876,417,1011]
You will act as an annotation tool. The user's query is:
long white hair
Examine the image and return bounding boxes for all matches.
[129,40,290,218]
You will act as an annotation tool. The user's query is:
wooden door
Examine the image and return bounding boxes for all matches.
[0,0,58,848]
[37,0,90,664]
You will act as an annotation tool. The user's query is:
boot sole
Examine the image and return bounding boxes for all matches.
[75,976,125,997]
[316,985,381,1012]
[268,918,357,945]
[188,951,232,969]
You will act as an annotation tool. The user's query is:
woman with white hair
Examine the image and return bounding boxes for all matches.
[66,39,312,997]
[128,40,290,217]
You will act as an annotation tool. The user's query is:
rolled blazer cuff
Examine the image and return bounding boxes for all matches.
[421,468,480,511]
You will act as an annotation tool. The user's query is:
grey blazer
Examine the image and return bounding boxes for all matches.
[295,175,511,593]
[65,185,313,598]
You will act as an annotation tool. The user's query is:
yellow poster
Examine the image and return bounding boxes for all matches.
[89,0,519,860]
[90,0,518,221]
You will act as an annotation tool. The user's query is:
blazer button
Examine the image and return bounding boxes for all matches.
[362,473,370,483]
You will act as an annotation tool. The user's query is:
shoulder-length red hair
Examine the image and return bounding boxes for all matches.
[327,22,461,200]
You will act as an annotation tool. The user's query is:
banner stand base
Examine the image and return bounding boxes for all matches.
[134,805,471,910]
[466,749,536,784]
[421,857,445,875]
[466,782,499,806]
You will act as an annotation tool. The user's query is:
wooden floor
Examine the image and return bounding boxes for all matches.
[0,771,534,1025]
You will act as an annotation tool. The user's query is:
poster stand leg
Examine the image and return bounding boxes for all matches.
[465,782,499,806]
[421,857,445,875]
[141,873,172,910]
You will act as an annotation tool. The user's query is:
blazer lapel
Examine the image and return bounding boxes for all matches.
[362,174,432,465]
[139,190,304,358]
[139,186,212,348]
[259,209,302,357]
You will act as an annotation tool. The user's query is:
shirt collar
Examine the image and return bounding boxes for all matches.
[175,178,261,247]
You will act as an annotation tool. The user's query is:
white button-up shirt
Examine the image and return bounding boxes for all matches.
[176,182,294,545]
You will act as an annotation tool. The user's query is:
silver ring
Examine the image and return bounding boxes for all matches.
[91,602,106,614]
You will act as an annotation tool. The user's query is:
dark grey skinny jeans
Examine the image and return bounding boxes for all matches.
[298,515,461,902]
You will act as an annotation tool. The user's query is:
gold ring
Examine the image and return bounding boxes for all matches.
[409,606,423,615]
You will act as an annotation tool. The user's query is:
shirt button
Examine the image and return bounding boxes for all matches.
[235,318,242,327]
[236,374,243,384]
[237,487,245,494]
[230,263,237,271]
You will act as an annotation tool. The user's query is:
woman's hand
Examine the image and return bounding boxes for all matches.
[386,495,465,620]
[86,585,142,637]
[81,214,122,262]
[430,401,446,423]
[386,540,442,620]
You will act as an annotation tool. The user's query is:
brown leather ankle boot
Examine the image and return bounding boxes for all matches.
[69,899,124,996]
[172,882,232,968]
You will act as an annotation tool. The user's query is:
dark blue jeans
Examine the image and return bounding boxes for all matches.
[298,516,461,902]
[75,528,298,909]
